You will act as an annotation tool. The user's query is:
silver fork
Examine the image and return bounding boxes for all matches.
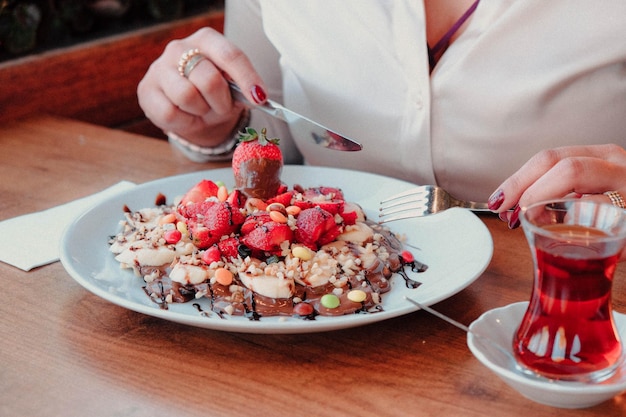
[379,185,489,223]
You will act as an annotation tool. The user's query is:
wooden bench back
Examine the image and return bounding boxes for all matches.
[0,11,224,137]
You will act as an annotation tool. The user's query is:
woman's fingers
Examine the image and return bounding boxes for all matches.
[177,27,267,108]
[137,27,266,141]
[516,155,626,208]
[159,36,234,116]
[490,144,626,212]
[185,58,232,115]
[138,84,205,134]
[488,144,626,231]
[191,27,267,104]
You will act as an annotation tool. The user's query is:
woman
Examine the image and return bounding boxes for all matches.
[137,0,626,228]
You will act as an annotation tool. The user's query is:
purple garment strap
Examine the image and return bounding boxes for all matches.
[428,0,480,72]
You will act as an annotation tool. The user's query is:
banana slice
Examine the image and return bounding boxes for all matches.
[238,271,295,299]
[337,221,374,244]
[170,261,211,285]
[114,241,195,268]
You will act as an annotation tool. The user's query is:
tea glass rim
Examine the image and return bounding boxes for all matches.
[520,198,626,243]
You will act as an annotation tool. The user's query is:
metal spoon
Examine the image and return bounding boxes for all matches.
[404,297,550,382]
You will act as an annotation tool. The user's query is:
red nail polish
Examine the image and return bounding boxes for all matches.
[487,189,505,210]
[251,85,267,104]
[508,206,521,229]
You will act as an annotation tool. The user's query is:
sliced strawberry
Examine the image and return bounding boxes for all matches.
[241,222,293,253]
[179,180,219,206]
[265,190,293,206]
[178,199,216,219]
[339,209,358,225]
[318,222,341,246]
[226,189,246,209]
[202,246,222,264]
[293,186,345,214]
[338,201,363,225]
[240,211,272,235]
[275,184,288,194]
[293,198,344,215]
[295,207,341,250]
[209,201,246,230]
[303,186,344,201]
[217,237,241,260]
[187,222,217,249]
[188,201,246,249]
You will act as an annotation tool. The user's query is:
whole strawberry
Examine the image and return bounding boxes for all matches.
[232,127,283,200]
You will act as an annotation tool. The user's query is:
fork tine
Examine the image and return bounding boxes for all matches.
[379,186,432,223]
[379,203,429,223]
[380,198,426,211]
[379,186,429,203]
[379,202,428,216]
[378,210,426,223]
[379,187,430,209]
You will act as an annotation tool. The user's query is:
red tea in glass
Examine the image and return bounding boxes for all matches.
[514,201,626,382]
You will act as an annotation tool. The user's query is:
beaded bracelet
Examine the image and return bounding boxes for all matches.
[167,109,250,162]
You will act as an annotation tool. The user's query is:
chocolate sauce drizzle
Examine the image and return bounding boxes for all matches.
[141,251,427,321]
[397,260,427,289]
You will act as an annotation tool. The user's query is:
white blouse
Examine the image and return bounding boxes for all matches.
[225,0,626,201]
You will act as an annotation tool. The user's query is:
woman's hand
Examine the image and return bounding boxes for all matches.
[137,27,266,145]
[488,144,626,229]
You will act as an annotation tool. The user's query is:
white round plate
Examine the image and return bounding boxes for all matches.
[468,302,626,408]
[60,166,493,334]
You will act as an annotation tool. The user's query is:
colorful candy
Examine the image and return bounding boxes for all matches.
[293,302,314,316]
[164,229,182,244]
[401,250,415,264]
[214,267,233,286]
[347,289,367,303]
[320,294,340,309]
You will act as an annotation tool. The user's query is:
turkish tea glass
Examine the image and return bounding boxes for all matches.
[514,199,626,382]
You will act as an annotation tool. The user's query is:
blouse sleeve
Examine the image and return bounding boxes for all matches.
[224,0,303,164]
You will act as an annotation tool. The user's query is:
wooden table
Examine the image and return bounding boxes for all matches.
[1,115,624,417]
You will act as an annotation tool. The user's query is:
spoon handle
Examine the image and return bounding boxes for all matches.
[404,297,517,363]
[405,297,471,333]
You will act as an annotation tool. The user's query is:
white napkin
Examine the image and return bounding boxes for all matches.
[0,181,136,271]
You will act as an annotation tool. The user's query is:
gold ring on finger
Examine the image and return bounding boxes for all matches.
[177,48,206,78]
[604,191,626,209]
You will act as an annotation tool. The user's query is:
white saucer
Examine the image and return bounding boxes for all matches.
[467,302,626,409]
